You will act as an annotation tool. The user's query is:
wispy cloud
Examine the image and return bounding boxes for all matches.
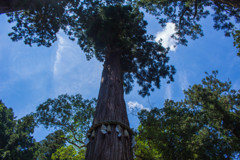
[54,35,78,76]
[178,71,189,91]
[53,37,63,75]
[164,84,172,99]
[52,34,102,97]
[155,23,178,52]
[127,101,150,112]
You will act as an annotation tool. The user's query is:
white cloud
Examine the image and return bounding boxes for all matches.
[53,35,78,76]
[155,23,178,52]
[165,84,172,99]
[178,71,189,90]
[127,101,150,112]
[53,37,63,75]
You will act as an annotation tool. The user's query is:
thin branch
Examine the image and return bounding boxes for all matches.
[135,72,151,83]
[66,139,86,149]
[193,0,199,19]
[179,7,188,30]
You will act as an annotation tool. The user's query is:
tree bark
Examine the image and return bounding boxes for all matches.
[85,50,133,160]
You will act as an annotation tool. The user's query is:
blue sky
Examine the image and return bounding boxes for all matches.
[0,12,240,141]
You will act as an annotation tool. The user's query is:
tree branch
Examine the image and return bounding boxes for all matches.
[135,72,151,83]
[212,0,240,9]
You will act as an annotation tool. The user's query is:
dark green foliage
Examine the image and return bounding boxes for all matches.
[34,130,66,160]
[137,71,240,159]
[0,101,15,151]
[6,0,175,97]
[138,0,240,55]
[185,71,240,140]
[35,94,96,149]
[0,100,37,160]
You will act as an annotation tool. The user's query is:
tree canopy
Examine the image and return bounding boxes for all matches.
[136,71,240,159]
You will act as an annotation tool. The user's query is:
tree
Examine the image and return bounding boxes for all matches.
[0,100,37,160]
[138,0,240,55]
[35,94,96,154]
[137,71,240,159]
[2,1,240,159]
[4,0,176,159]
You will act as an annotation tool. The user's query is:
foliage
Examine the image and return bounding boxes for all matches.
[34,130,66,160]
[6,0,72,47]
[0,101,15,154]
[134,131,161,160]
[51,145,85,160]
[0,100,37,160]
[233,29,240,56]
[137,71,240,159]
[138,0,240,55]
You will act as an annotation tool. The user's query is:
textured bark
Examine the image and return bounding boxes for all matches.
[85,51,133,160]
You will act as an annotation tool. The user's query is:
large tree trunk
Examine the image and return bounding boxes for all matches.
[85,50,133,160]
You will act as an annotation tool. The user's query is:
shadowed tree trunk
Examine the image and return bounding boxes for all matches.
[85,50,133,160]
